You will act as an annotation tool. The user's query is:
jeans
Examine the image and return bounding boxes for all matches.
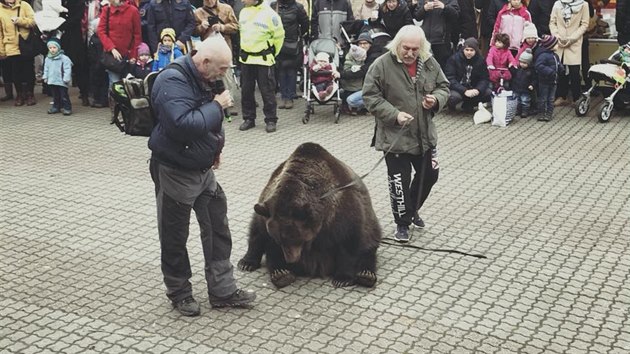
[514,92,532,113]
[538,83,556,116]
[346,91,364,109]
[278,61,298,100]
[50,85,71,111]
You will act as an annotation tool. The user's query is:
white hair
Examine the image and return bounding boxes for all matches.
[386,25,432,62]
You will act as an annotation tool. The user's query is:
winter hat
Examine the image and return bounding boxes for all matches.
[463,37,479,54]
[315,52,330,63]
[540,34,558,50]
[519,48,533,64]
[356,31,373,44]
[160,27,177,42]
[522,22,538,40]
[47,37,61,50]
[137,42,151,56]
[350,45,367,62]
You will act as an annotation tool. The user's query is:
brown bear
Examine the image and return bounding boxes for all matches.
[238,142,382,288]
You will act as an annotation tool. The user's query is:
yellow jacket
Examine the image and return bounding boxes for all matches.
[238,2,284,66]
[0,0,35,58]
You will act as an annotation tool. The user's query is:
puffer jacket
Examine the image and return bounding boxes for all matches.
[363,51,450,155]
[492,4,531,51]
[534,45,563,85]
[147,0,195,53]
[42,52,73,87]
[148,55,225,171]
[0,0,35,57]
[96,3,142,59]
[311,0,353,43]
[444,49,490,95]
[374,0,413,39]
[414,0,460,45]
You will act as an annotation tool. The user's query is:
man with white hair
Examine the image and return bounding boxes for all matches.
[148,36,256,317]
[363,25,449,243]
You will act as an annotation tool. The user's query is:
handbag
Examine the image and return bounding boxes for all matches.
[280,40,300,57]
[99,7,128,74]
[16,8,45,58]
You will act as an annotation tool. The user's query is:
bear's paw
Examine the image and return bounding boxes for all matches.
[238,258,261,272]
[355,270,377,288]
[271,269,296,288]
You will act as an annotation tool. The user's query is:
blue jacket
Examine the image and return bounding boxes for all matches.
[146,0,195,53]
[148,55,225,170]
[152,45,184,71]
[43,53,73,87]
[534,46,563,85]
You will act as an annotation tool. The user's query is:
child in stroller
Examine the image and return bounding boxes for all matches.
[310,52,340,100]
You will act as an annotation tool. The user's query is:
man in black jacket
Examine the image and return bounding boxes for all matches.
[414,0,460,67]
[148,37,256,317]
[146,0,196,53]
[444,37,492,113]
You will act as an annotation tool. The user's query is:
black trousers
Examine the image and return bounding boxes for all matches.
[6,55,35,89]
[50,85,71,110]
[431,42,453,68]
[89,61,109,104]
[240,63,278,123]
[385,149,439,226]
[557,64,581,101]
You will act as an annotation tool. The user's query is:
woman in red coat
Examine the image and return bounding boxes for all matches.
[97,0,141,85]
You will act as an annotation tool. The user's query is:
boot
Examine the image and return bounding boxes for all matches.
[0,83,14,102]
[284,99,293,109]
[14,83,24,106]
[25,84,36,106]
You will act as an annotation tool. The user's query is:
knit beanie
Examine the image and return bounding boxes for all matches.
[522,22,538,40]
[356,31,373,44]
[47,37,61,50]
[540,34,558,50]
[349,45,367,62]
[160,27,177,42]
[463,37,480,54]
[315,52,330,63]
[137,42,151,56]
[519,48,533,65]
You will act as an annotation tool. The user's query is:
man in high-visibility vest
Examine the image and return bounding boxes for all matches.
[238,0,285,133]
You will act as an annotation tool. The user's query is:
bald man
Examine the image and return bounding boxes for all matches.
[148,36,256,317]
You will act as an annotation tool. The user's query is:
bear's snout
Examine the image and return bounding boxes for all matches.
[282,245,302,263]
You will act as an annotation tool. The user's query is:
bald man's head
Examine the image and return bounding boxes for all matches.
[193,36,233,82]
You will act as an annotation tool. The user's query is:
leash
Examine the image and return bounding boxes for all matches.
[380,239,487,259]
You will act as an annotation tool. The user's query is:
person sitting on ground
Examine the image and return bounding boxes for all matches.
[340,44,367,115]
[152,28,184,72]
[310,52,339,100]
[444,37,492,113]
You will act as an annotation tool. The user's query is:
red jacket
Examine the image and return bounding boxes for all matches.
[97,3,141,59]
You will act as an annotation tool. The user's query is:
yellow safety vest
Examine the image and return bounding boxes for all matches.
[239,3,285,66]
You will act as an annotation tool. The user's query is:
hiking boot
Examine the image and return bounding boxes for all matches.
[81,96,90,107]
[62,108,72,116]
[239,120,255,131]
[265,121,277,133]
[277,99,286,109]
[25,91,36,106]
[284,99,293,109]
[172,296,200,317]
[47,107,60,114]
[393,225,410,243]
[209,289,256,308]
[412,213,425,228]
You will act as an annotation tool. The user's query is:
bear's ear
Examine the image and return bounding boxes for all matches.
[254,203,271,218]
[293,205,312,221]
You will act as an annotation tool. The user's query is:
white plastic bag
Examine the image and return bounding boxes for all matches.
[492,91,517,127]
[473,102,492,124]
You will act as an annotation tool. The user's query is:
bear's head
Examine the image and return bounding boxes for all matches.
[254,180,323,263]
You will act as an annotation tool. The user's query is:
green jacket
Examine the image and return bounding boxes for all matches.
[363,52,449,155]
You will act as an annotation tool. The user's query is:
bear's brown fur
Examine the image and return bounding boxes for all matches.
[238,143,382,288]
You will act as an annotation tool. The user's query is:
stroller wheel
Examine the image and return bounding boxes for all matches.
[575,96,590,117]
[598,102,613,123]
[303,106,310,124]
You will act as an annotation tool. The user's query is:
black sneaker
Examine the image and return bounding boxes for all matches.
[412,213,425,229]
[172,296,200,317]
[393,225,410,243]
[209,289,256,308]
[265,121,277,133]
[239,120,255,131]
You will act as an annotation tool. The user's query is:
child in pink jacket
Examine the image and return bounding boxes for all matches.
[515,21,539,63]
[492,0,532,53]
[487,33,516,91]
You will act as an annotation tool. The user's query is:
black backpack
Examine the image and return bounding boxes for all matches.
[110,63,185,136]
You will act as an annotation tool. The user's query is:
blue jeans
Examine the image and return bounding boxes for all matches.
[106,70,123,88]
[537,83,556,115]
[514,92,532,113]
[278,61,297,100]
[347,91,364,109]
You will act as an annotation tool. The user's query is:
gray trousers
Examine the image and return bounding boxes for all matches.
[150,159,237,302]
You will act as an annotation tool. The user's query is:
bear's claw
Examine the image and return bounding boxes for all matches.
[355,270,377,288]
[332,278,354,288]
[238,258,260,272]
[270,269,296,288]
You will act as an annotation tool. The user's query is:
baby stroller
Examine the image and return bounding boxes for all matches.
[575,49,630,123]
[302,38,342,124]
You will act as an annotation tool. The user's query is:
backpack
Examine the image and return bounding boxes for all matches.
[110,63,185,136]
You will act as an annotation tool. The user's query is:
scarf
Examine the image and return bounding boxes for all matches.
[47,49,64,59]
[559,0,584,22]
[159,43,175,63]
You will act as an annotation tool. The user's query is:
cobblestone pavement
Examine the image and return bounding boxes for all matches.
[1,87,629,354]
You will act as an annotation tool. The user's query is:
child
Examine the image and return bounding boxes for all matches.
[487,33,516,92]
[129,42,153,79]
[310,52,339,100]
[535,35,564,122]
[510,48,536,118]
[492,0,532,53]
[515,21,538,63]
[341,44,367,115]
[42,38,73,115]
[152,28,184,72]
